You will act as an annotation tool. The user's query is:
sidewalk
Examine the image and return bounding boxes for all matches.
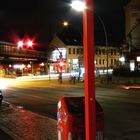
[0,101,57,140]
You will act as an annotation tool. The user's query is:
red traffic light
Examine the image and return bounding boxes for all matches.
[56,59,65,68]
[17,41,24,48]
[27,40,33,48]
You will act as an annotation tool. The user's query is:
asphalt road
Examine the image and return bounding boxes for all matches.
[2,78,140,139]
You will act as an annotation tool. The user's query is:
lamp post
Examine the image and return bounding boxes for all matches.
[71,0,96,140]
[62,20,82,80]
[96,15,109,83]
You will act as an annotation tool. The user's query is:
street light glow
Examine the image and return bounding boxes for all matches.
[63,21,69,26]
[17,41,24,48]
[71,1,86,12]
[27,40,33,47]
[119,56,125,62]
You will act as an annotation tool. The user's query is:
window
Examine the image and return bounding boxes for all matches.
[99,49,101,55]
[69,48,71,54]
[111,49,113,55]
[73,48,75,54]
[77,48,79,54]
[95,49,98,55]
[103,59,105,65]
[114,50,116,55]
[99,59,101,65]
[80,48,83,54]
[114,59,117,65]
[102,49,105,55]
[111,59,113,65]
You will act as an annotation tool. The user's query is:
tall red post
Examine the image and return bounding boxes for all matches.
[83,0,96,140]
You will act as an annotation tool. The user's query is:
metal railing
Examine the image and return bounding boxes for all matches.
[0,43,47,59]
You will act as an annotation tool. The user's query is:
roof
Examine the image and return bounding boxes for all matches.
[57,26,83,46]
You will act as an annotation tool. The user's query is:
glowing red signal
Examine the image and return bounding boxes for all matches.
[56,59,65,68]
[17,39,34,49]
[27,40,33,47]
[17,41,24,48]
[59,61,64,67]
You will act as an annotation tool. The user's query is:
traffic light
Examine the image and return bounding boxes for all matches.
[57,59,64,68]
[17,38,34,49]
[56,59,65,72]
[59,61,64,67]
[27,40,33,49]
[17,41,24,49]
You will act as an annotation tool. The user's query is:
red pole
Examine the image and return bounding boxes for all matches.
[83,0,96,140]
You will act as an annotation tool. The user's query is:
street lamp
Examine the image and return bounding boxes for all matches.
[96,15,109,82]
[62,20,83,80]
[71,0,96,140]
[63,21,69,27]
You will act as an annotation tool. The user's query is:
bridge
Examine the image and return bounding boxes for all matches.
[0,41,47,63]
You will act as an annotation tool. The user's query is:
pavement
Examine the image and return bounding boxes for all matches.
[0,101,57,140]
[0,77,139,140]
[0,77,84,140]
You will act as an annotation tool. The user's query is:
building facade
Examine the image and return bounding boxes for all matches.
[49,36,120,74]
[125,0,140,50]
[124,0,140,71]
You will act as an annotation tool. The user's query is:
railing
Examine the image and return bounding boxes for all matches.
[0,43,47,59]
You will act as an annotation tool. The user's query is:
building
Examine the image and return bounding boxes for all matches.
[49,35,120,75]
[124,0,140,71]
[95,46,120,70]
[125,0,140,50]
[0,41,47,77]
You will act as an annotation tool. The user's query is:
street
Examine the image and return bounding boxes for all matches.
[1,78,140,139]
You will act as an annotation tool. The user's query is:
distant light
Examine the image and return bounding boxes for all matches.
[63,21,69,26]
[17,41,24,48]
[40,62,45,66]
[27,64,31,68]
[21,64,25,69]
[137,56,140,62]
[13,64,25,69]
[119,56,125,62]
[27,41,33,47]
[0,78,10,89]
[130,60,135,71]
[59,61,64,67]
[71,1,86,12]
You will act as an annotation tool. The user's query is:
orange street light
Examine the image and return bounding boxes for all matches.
[63,21,69,27]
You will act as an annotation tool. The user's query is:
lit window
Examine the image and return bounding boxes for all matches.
[73,59,78,64]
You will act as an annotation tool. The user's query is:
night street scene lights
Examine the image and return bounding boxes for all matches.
[71,1,109,84]
[71,0,86,12]
[71,0,96,140]
[63,21,69,27]
[27,40,33,48]
[17,39,34,49]
[57,59,64,84]
[17,41,24,49]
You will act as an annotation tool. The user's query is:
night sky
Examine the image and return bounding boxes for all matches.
[0,0,130,50]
